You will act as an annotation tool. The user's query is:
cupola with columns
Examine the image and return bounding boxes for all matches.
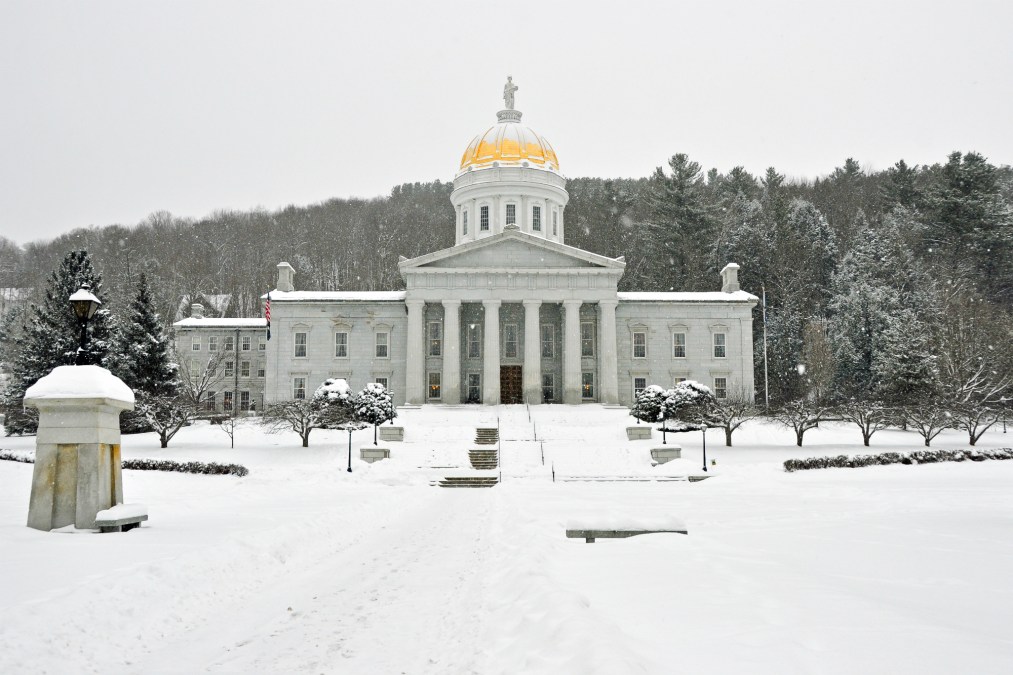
[451,77,569,246]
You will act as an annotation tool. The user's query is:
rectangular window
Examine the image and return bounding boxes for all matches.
[293,377,306,400]
[532,205,541,231]
[541,324,555,358]
[505,203,516,225]
[714,333,727,358]
[541,374,554,403]
[257,362,265,378]
[224,360,235,377]
[504,324,518,358]
[223,391,233,411]
[334,331,348,358]
[634,377,647,400]
[463,210,469,235]
[428,321,442,357]
[552,211,558,236]
[206,391,216,412]
[480,205,490,231]
[189,360,201,381]
[633,331,647,359]
[581,372,595,399]
[191,336,201,351]
[375,332,389,358]
[240,391,251,411]
[258,337,266,351]
[714,377,728,399]
[580,322,594,357]
[673,333,686,358]
[467,373,481,403]
[208,336,218,352]
[468,324,481,358]
[375,377,388,389]
[428,372,441,399]
[240,361,251,378]
[241,336,251,351]
[294,332,307,358]
[676,377,687,384]
[224,336,234,351]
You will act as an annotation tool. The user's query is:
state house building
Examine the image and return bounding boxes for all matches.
[174,82,758,410]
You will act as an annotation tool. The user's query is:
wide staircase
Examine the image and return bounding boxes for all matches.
[474,427,499,445]
[436,426,501,488]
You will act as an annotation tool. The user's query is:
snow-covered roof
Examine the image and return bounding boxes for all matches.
[618,291,759,303]
[263,291,407,302]
[175,293,233,321]
[173,318,267,328]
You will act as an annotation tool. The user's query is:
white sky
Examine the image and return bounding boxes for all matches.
[1,0,1011,244]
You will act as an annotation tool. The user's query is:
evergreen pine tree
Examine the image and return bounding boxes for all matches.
[3,251,113,435]
[110,273,178,433]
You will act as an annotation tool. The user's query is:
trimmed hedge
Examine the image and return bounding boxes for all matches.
[785,448,1013,473]
[0,449,248,477]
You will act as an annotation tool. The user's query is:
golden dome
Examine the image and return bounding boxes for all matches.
[459,117,560,172]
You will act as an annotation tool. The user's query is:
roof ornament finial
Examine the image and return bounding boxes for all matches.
[503,75,518,110]
[497,76,523,123]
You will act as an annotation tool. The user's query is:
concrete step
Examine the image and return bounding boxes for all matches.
[436,476,499,488]
[469,448,499,470]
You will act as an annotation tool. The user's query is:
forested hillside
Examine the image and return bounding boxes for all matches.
[1,150,1011,404]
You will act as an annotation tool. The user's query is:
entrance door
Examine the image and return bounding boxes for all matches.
[500,366,523,404]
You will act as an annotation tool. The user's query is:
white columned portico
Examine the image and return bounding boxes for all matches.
[522,299,542,404]
[406,299,426,404]
[442,299,461,404]
[483,299,501,404]
[562,299,582,404]
[598,300,619,405]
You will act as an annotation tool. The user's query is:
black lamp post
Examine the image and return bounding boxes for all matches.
[343,421,369,473]
[701,423,708,472]
[69,285,101,366]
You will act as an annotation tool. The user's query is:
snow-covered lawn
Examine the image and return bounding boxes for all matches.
[2,406,1012,674]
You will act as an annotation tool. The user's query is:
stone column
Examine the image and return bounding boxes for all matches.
[523,299,542,404]
[405,299,426,405]
[442,299,461,404]
[598,299,619,405]
[483,299,501,404]
[562,299,582,404]
[24,365,134,531]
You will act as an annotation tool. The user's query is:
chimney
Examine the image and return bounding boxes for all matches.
[720,263,740,293]
[277,262,295,292]
[191,303,204,319]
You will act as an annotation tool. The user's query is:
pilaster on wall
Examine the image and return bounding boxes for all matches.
[598,300,619,405]
[405,299,426,404]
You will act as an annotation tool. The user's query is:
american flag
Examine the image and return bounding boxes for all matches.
[265,292,271,341]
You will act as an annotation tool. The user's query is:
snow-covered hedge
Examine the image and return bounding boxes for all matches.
[784,448,1013,472]
[0,449,248,477]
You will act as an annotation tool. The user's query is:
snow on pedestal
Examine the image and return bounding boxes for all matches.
[24,365,135,532]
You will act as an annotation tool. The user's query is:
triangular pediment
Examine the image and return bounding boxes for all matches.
[398,229,625,272]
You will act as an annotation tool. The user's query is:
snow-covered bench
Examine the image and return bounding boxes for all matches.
[566,516,687,543]
[94,504,148,533]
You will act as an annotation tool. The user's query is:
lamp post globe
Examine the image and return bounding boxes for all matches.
[69,284,101,366]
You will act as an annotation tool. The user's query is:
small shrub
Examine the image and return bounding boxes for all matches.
[0,450,247,477]
[784,448,1012,472]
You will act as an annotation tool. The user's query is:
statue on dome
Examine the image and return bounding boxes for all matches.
[503,76,518,110]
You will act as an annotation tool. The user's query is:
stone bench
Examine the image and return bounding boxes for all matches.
[94,504,148,533]
[626,426,652,441]
[378,426,404,442]
[360,447,390,463]
[651,446,682,464]
[566,528,688,543]
[566,516,687,543]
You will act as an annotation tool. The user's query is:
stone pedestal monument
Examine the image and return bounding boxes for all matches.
[24,365,135,531]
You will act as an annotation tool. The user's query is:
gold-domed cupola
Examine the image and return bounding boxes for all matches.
[451,77,569,246]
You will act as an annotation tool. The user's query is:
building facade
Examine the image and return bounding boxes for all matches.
[175,83,758,409]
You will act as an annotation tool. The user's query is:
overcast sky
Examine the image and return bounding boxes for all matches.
[1,0,1011,245]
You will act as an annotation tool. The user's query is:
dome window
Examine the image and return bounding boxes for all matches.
[552,211,558,236]
[532,206,542,232]
[480,206,490,231]
[505,204,516,226]
[463,211,469,235]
